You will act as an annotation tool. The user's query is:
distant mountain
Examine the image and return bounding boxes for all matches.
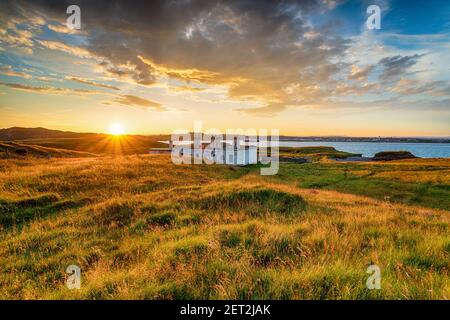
[0,127,97,140]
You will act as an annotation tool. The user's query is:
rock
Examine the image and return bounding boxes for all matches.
[336,156,373,162]
[373,151,417,161]
[279,157,310,163]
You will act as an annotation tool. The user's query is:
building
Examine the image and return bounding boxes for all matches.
[223,140,257,165]
[150,138,258,165]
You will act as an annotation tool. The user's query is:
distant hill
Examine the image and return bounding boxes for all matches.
[0,127,168,155]
[0,141,98,158]
[0,127,97,140]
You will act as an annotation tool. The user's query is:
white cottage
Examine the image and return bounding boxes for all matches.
[151,138,258,166]
[194,139,257,165]
[223,141,257,165]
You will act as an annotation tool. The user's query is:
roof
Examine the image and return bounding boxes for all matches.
[159,140,259,147]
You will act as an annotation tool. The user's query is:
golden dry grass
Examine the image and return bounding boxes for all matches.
[0,155,448,299]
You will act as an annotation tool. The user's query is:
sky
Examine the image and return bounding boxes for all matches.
[0,0,449,137]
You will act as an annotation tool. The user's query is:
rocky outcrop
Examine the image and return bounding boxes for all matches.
[337,151,418,162]
[279,157,311,163]
[372,151,417,161]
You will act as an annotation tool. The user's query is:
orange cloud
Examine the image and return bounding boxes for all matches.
[0,65,32,79]
[0,82,101,96]
[37,40,91,58]
[66,76,120,91]
[110,94,165,111]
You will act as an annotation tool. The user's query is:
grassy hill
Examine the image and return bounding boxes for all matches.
[0,154,448,299]
[0,141,98,158]
[270,158,450,211]
[0,127,94,140]
[0,127,168,155]
[280,146,361,160]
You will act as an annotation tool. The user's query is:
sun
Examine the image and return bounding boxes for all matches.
[109,123,126,136]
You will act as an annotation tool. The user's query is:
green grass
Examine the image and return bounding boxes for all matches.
[1,134,167,155]
[0,154,448,299]
[279,146,361,159]
[267,160,450,211]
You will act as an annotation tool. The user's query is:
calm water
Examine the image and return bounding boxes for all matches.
[280,141,450,158]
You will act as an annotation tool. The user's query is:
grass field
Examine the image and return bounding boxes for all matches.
[270,159,450,211]
[4,135,167,155]
[279,146,361,159]
[0,150,448,299]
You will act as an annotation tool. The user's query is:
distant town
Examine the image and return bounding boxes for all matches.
[279,136,450,143]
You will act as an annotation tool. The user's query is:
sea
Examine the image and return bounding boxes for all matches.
[279,141,450,158]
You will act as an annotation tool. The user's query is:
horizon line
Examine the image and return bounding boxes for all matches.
[1,126,450,140]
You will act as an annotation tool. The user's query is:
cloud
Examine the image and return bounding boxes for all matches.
[12,0,349,114]
[378,54,423,81]
[36,76,53,81]
[347,65,375,81]
[0,2,47,54]
[48,23,82,35]
[333,83,380,96]
[111,94,165,111]
[2,0,447,118]
[37,40,91,58]
[391,79,450,97]
[98,60,156,86]
[0,65,32,79]
[138,56,233,86]
[0,27,34,54]
[1,28,33,47]
[235,102,287,116]
[66,76,120,91]
[168,85,206,93]
[0,82,101,95]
